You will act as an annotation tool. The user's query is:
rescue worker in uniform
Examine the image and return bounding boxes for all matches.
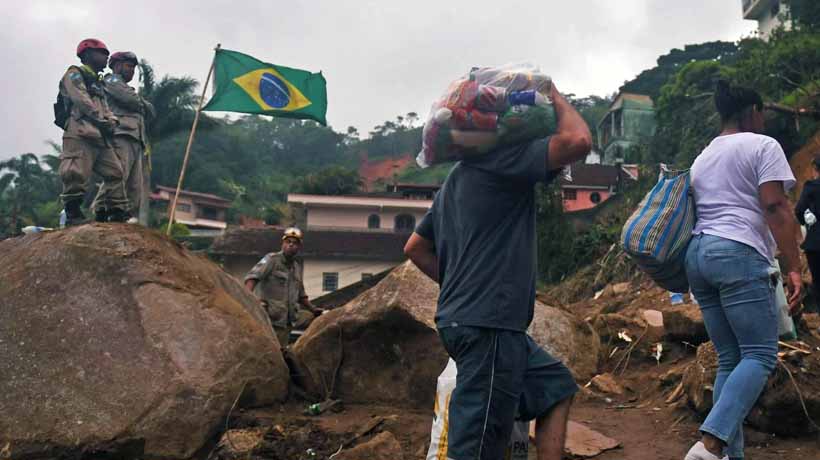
[244,227,322,346]
[57,38,129,225]
[99,51,154,223]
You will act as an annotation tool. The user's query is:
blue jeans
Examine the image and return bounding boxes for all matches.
[685,234,778,459]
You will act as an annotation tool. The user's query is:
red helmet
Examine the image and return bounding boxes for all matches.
[76,38,109,57]
[109,51,138,66]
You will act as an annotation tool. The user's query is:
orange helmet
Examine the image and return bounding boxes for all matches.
[76,38,109,57]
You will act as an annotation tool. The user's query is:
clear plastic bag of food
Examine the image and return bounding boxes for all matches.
[417,63,556,168]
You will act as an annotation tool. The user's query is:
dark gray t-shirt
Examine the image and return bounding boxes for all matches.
[416,137,557,332]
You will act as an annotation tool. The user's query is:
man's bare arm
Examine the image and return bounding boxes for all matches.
[244,279,257,292]
[547,83,593,170]
[404,233,439,282]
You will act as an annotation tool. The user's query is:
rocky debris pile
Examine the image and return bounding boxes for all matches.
[0,224,289,459]
[674,335,820,436]
[290,261,602,408]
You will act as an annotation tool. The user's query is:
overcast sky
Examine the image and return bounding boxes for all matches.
[0,1,756,162]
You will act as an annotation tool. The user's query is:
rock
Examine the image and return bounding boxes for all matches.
[643,308,664,329]
[612,282,631,296]
[0,224,288,459]
[290,261,447,408]
[291,262,600,408]
[564,421,620,458]
[589,373,625,395]
[335,432,404,460]
[663,304,708,343]
[213,428,267,458]
[528,303,601,382]
[682,341,820,436]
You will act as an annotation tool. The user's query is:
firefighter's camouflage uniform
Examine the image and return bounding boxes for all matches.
[58,65,128,214]
[244,251,315,346]
[96,72,154,216]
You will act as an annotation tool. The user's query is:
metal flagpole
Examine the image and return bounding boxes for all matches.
[166,43,221,236]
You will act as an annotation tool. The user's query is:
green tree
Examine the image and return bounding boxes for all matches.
[621,41,738,99]
[651,60,729,166]
[789,0,820,30]
[295,166,362,195]
[0,153,61,236]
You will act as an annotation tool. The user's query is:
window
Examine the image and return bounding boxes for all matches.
[368,214,381,229]
[322,272,339,292]
[563,189,577,201]
[198,206,219,220]
[361,273,374,281]
[394,214,416,233]
[590,192,602,204]
[177,203,192,213]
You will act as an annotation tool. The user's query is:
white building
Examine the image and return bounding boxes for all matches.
[210,184,438,299]
[742,0,791,40]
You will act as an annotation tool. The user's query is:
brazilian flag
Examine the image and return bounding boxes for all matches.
[203,49,327,125]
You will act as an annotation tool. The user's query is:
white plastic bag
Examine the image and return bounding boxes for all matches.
[769,262,797,340]
[804,208,816,227]
[417,63,556,168]
[426,359,530,460]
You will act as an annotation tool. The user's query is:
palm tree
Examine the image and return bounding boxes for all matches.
[137,60,219,225]
[0,153,58,234]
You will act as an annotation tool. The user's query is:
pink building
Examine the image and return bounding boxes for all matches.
[560,164,638,212]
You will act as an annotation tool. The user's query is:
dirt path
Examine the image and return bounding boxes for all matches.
[571,399,820,460]
[229,397,819,460]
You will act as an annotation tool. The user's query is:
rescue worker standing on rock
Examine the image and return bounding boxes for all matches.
[100,51,154,223]
[244,227,322,346]
[56,39,129,225]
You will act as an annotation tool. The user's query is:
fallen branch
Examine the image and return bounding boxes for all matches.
[778,340,812,355]
[613,325,649,376]
[224,381,248,451]
[330,415,387,459]
[765,102,820,119]
[777,359,820,432]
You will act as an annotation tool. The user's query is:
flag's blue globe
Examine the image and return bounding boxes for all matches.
[259,72,291,108]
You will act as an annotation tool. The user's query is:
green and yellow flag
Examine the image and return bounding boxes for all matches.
[203,49,327,125]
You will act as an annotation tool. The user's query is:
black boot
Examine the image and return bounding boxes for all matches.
[95,208,110,222]
[108,208,132,223]
[64,200,87,227]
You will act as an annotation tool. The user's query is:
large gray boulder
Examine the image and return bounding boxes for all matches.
[290,261,599,408]
[0,224,289,459]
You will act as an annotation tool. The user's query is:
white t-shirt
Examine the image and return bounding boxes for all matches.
[691,132,795,263]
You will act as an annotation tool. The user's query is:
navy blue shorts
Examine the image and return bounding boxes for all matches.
[439,326,578,460]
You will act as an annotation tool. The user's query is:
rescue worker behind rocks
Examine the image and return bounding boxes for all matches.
[100,51,154,223]
[243,227,322,346]
[56,39,129,225]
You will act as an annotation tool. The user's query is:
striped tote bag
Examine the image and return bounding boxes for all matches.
[620,167,695,292]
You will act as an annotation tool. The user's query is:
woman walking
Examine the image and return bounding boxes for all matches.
[684,80,803,460]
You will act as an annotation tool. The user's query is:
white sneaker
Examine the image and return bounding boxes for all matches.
[684,442,727,460]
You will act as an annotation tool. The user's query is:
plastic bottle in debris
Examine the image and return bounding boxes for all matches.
[669,292,684,305]
[59,209,67,229]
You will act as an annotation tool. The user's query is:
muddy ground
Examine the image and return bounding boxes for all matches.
[216,356,820,460]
